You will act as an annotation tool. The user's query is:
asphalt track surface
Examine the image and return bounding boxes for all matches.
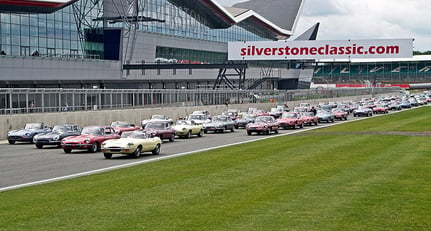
[0,109,413,192]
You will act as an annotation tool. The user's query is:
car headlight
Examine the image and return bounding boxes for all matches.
[53,135,60,141]
[25,133,30,137]
[127,143,134,146]
[182,128,186,131]
[84,139,90,144]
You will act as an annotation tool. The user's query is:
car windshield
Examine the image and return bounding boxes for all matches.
[282,113,298,118]
[25,123,43,129]
[151,115,166,120]
[256,117,273,123]
[301,112,314,116]
[111,121,130,127]
[189,114,205,120]
[52,125,71,133]
[145,123,165,129]
[81,127,104,135]
[176,120,191,125]
[213,116,228,122]
[122,132,148,139]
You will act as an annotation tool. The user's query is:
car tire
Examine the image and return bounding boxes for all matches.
[88,142,98,153]
[63,148,72,153]
[247,131,252,136]
[197,129,203,137]
[152,144,161,155]
[103,153,112,159]
[8,140,15,144]
[274,129,279,134]
[186,131,191,139]
[133,146,141,158]
[266,128,270,135]
[36,143,43,149]
[169,134,175,142]
[230,127,234,132]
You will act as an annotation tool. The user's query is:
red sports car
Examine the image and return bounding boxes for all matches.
[61,126,120,153]
[277,112,304,129]
[110,121,140,135]
[300,112,318,126]
[332,108,348,120]
[246,116,279,135]
[373,104,389,114]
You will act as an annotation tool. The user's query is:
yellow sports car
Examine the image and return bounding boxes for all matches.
[101,131,161,159]
[172,120,204,138]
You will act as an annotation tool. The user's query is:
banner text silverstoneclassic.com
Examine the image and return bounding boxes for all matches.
[228,39,413,60]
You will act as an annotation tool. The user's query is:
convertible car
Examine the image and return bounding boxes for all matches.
[111,121,140,135]
[203,115,235,133]
[332,108,348,120]
[246,116,279,135]
[277,112,304,129]
[101,131,162,159]
[172,120,204,138]
[7,123,51,144]
[33,124,82,148]
[300,112,319,126]
[61,126,120,153]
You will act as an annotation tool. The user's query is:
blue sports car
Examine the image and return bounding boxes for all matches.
[7,123,51,144]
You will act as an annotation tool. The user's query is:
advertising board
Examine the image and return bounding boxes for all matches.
[228,39,413,60]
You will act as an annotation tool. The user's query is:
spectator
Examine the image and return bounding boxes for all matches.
[29,100,35,112]
[310,106,317,115]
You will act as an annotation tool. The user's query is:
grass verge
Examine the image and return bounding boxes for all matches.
[1,107,431,230]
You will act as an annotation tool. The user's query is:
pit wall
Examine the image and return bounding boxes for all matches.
[1,94,380,140]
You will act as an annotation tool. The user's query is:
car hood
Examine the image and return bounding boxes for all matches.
[277,118,296,122]
[63,134,100,142]
[8,129,40,136]
[248,122,269,127]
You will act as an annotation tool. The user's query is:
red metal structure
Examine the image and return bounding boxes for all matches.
[0,0,78,13]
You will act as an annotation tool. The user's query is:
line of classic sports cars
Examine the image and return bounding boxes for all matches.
[6,93,427,158]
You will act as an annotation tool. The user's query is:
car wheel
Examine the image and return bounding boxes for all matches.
[204,130,207,134]
[315,121,319,126]
[152,144,161,155]
[36,143,43,149]
[274,129,279,134]
[88,142,98,153]
[133,146,141,158]
[247,131,252,136]
[169,134,175,142]
[266,128,270,135]
[103,153,112,159]
[230,126,234,132]
[186,131,191,139]
[197,129,203,137]
[8,140,15,144]
[63,148,72,153]
[300,123,304,128]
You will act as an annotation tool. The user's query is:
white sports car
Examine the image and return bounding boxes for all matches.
[172,120,204,138]
[101,131,161,159]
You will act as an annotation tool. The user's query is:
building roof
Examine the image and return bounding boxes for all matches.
[0,0,78,13]
[167,0,304,40]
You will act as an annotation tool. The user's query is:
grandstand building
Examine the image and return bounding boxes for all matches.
[0,0,314,90]
[312,55,431,88]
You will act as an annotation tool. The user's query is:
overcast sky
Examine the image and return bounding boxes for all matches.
[217,0,430,51]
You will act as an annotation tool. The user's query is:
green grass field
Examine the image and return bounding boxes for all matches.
[1,107,431,230]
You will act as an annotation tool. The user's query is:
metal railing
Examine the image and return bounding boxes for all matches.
[0,87,401,115]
